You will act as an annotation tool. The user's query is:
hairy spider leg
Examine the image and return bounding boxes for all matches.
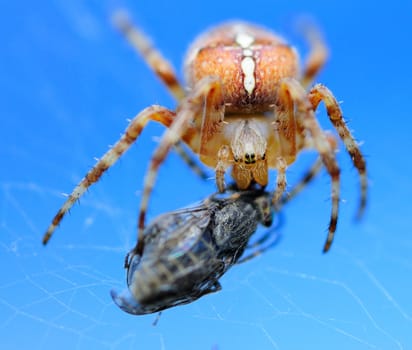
[280,156,323,207]
[278,129,338,209]
[308,84,367,219]
[112,11,185,100]
[112,11,209,180]
[43,106,179,245]
[172,142,210,180]
[299,21,329,89]
[237,231,280,264]
[272,79,297,206]
[277,77,341,252]
[136,76,225,255]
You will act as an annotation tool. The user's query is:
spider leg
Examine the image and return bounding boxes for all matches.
[308,84,367,219]
[279,132,336,208]
[135,76,224,255]
[216,145,231,192]
[112,10,185,101]
[271,78,298,207]
[237,227,281,264]
[273,157,287,206]
[112,11,210,182]
[43,106,176,245]
[173,142,210,180]
[279,77,341,252]
[197,79,226,191]
[280,156,323,208]
[298,20,329,89]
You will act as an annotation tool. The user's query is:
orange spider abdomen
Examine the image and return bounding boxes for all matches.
[184,22,300,113]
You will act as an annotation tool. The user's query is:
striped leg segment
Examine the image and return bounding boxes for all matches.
[112,11,185,101]
[112,10,209,182]
[280,156,323,207]
[43,106,175,245]
[173,142,210,180]
[308,84,367,219]
[280,78,341,252]
[299,21,329,89]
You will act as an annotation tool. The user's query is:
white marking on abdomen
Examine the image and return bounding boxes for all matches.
[235,32,254,48]
[235,31,256,95]
[241,56,256,94]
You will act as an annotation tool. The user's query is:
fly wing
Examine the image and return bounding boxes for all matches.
[141,199,218,260]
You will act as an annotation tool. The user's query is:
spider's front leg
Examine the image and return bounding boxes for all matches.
[112,11,210,181]
[299,21,329,89]
[134,76,225,255]
[278,133,337,209]
[271,79,298,207]
[196,77,226,192]
[279,78,341,252]
[42,106,176,245]
[279,157,323,208]
[112,10,185,101]
[308,84,367,219]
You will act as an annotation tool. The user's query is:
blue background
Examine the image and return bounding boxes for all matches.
[1,0,412,349]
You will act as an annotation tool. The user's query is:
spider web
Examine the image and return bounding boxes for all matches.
[1,172,411,350]
[1,0,412,349]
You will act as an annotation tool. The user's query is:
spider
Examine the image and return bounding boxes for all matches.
[43,12,367,253]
